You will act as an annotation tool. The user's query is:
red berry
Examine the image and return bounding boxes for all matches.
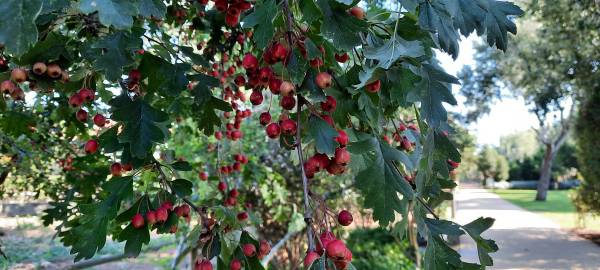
[259,112,271,126]
[156,207,168,222]
[272,43,288,61]
[84,139,98,154]
[128,69,141,82]
[234,75,246,86]
[169,224,178,233]
[280,95,296,110]
[321,115,334,126]
[259,240,271,256]
[366,80,381,93]
[265,123,281,139]
[317,231,337,255]
[93,114,106,127]
[215,131,223,140]
[250,90,264,105]
[195,259,213,270]
[349,6,365,20]
[132,213,145,229]
[337,210,353,226]
[334,148,350,165]
[258,67,272,83]
[280,119,297,135]
[225,14,239,27]
[304,251,321,268]
[122,163,133,171]
[320,96,337,112]
[146,211,157,225]
[229,259,242,270]
[0,80,15,94]
[229,188,239,198]
[242,243,256,257]
[110,162,122,176]
[335,130,349,147]
[237,211,248,221]
[76,109,88,122]
[218,181,227,192]
[269,78,282,94]
[310,58,323,68]
[68,93,83,107]
[335,53,349,63]
[199,171,209,181]
[326,240,347,259]
[315,72,332,89]
[242,54,258,70]
[78,88,95,102]
[447,159,460,169]
[326,162,346,175]
[161,201,173,211]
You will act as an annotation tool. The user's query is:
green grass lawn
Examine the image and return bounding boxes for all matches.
[492,189,600,230]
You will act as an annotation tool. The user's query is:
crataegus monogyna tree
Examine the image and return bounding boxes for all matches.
[0,0,522,269]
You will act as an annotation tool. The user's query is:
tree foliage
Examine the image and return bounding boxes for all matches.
[0,0,523,268]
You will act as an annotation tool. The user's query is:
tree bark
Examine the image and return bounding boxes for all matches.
[535,143,555,201]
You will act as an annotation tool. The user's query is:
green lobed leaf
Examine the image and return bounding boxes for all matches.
[138,0,167,19]
[316,0,369,50]
[138,54,189,97]
[418,1,461,59]
[79,0,138,30]
[364,34,425,69]
[171,161,192,171]
[63,176,134,261]
[0,0,43,56]
[408,63,458,128]
[171,179,193,197]
[89,30,142,81]
[347,136,414,226]
[17,32,72,65]
[423,234,464,270]
[110,95,169,158]
[462,217,498,266]
[241,0,277,49]
[118,223,151,257]
[307,115,339,156]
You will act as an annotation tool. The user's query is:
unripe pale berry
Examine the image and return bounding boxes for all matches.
[315,72,332,89]
[11,68,27,83]
[46,64,62,78]
[32,62,47,75]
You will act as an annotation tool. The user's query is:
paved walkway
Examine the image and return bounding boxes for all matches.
[455,187,600,270]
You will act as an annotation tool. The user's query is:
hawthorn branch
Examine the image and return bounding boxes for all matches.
[153,159,205,216]
[295,94,316,251]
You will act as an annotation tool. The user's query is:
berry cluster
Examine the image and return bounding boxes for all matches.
[1,61,69,101]
[131,201,191,233]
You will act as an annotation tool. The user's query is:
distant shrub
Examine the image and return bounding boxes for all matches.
[345,228,415,269]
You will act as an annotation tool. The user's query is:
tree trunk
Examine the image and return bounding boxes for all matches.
[535,144,555,201]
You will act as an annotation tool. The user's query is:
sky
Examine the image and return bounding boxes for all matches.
[437,35,539,146]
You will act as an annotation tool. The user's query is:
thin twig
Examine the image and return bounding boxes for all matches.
[295,94,316,251]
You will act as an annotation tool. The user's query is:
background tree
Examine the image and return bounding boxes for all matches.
[458,0,599,200]
[477,146,509,183]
